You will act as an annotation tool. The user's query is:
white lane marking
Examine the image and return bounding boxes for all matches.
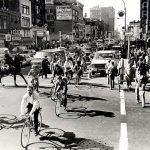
[120,90,126,115]
[119,123,128,150]
[119,90,128,150]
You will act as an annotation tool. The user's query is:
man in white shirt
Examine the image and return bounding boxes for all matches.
[64,57,73,78]
[117,56,125,84]
[105,59,111,84]
[20,85,40,135]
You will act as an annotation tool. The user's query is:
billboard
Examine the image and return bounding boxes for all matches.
[45,0,54,4]
[56,6,72,20]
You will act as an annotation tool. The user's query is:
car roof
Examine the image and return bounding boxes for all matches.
[0,47,9,51]
[42,48,65,53]
[97,50,119,53]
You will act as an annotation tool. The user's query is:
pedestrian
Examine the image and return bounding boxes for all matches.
[135,71,146,107]
[105,59,111,84]
[4,49,14,68]
[13,52,28,86]
[108,61,117,90]
[117,55,125,84]
[42,56,50,79]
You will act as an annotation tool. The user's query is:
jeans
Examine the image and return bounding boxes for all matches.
[27,103,39,133]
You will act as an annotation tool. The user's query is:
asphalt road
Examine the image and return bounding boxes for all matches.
[0,71,150,150]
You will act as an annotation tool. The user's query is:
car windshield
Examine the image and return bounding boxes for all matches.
[94,52,119,59]
[34,52,51,58]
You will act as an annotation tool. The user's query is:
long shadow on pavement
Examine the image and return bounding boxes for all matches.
[0,114,49,130]
[67,94,107,102]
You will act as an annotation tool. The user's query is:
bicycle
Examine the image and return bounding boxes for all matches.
[55,91,66,117]
[20,108,42,148]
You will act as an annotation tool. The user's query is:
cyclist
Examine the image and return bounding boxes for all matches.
[54,76,68,108]
[20,85,40,135]
[28,65,40,92]
[64,57,74,79]
[51,63,64,82]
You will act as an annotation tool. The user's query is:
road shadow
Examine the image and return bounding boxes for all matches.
[66,108,115,118]
[36,128,114,150]
[79,82,110,88]
[0,114,49,130]
[67,94,107,102]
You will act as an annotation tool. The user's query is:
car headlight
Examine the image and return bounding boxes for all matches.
[91,64,96,68]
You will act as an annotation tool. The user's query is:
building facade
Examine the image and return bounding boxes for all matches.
[19,0,33,46]
[101,7,115,37]
[90,5,101,20]
[45,0,84,44]
[0,0,21,48]
[128,21,141,41]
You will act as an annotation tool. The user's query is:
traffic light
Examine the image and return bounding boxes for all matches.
[141,1,148,19]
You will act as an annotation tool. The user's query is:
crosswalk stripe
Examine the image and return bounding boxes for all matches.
[119,90,128,150]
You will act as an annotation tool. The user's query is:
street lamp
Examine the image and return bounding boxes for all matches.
[121,0,127,33]
[118,0,127,57]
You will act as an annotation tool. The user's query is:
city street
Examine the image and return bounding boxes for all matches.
[0,71,150,150]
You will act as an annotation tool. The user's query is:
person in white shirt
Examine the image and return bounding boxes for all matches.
[20,85,40,135]
[64,57,73,78]
[117,56,125,84]
[105,59,111,84]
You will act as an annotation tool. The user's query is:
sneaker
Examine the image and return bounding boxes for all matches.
[34,131,39,136]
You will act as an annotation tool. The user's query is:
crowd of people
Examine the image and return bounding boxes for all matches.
[1,45,150,136]
[105,46,150,108]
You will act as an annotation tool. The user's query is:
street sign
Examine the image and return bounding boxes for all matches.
[11,35,21,41]
[5,34,11,41]
[125,32,133,37]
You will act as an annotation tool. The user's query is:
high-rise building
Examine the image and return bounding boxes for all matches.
[101,7,115,36]
[90,5,101,20]
[90,6,115,37]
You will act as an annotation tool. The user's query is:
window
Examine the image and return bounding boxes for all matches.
[22,17,30,27]
[47,15,50,20]
[22,5,30,15]
[0,16,7,29]
[24,29,30,37]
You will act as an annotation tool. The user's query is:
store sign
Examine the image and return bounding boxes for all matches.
[56,6,72,20]
[55,0,76,3]
[37,31,44,37]
[45,0,54,4]
[12,35,21,41]
[5,34,11,41]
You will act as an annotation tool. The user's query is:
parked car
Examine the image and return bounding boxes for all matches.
[90,50,120,76]
[31,48,66,73]
[0,47,9,62]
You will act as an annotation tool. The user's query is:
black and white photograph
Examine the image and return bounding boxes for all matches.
[0,0,150,150]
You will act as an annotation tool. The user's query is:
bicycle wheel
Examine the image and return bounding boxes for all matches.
[50,86,57,101]
[38,112,42,131]
[21,122,30,148]
[55,99,61,116]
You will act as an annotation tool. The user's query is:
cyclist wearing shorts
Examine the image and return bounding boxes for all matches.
[20,85,40,135]
[55,76,68,108]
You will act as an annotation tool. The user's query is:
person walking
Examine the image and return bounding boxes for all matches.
[108,61,117,90]
[105,59,111,84]
[117,55,125,84]
[42,56,50,79]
